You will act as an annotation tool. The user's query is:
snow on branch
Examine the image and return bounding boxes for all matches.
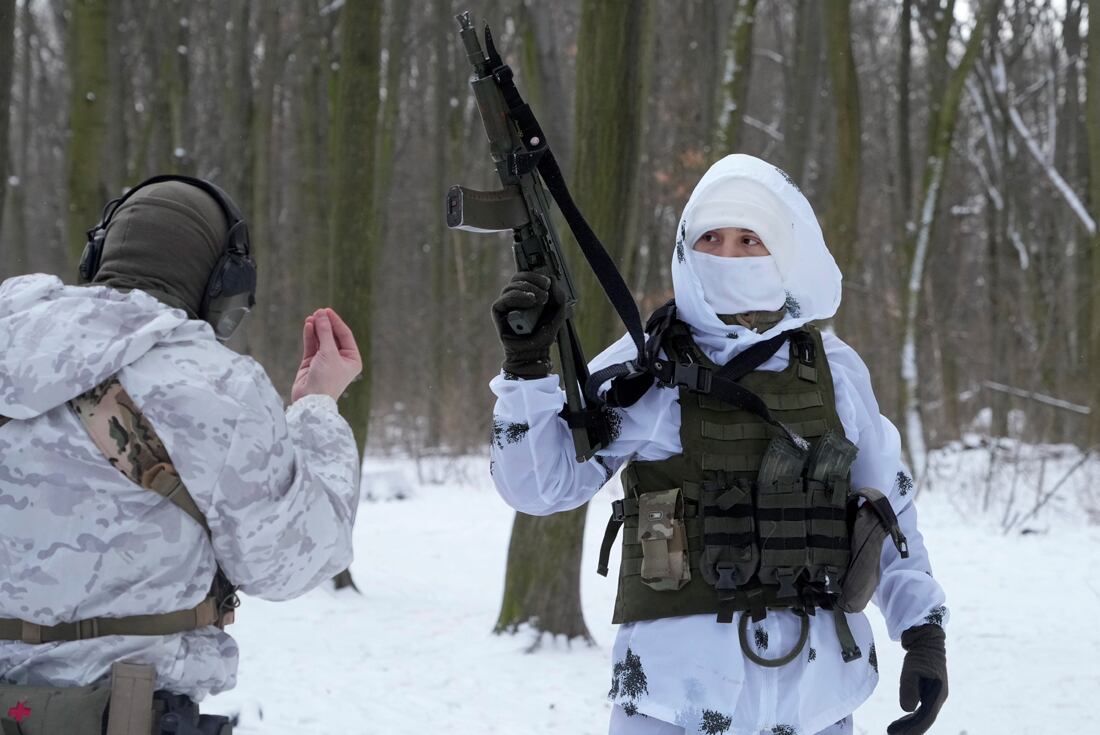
[742,116,784,142]
[983,381,1092,415]
[1005,102,1095,235]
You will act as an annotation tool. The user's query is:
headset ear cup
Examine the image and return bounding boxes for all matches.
[79,230,106,283]
[201,251,257,342]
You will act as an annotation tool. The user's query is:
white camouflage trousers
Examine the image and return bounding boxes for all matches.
[609,705,854,735]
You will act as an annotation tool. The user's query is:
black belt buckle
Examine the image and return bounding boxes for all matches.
[611,499,626,523]
[673,362,712,393]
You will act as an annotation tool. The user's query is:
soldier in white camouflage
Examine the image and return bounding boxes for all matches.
[0,178,364,731]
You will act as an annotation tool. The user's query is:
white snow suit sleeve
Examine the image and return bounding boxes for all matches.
[488,373,623,515]
[206,366,361,601]
[825,334,948,641]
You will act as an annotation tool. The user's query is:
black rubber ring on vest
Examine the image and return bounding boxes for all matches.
[738,613,810,668]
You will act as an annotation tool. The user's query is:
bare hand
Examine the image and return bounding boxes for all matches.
[291,308,363,402]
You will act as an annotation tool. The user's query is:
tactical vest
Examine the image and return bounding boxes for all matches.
[0,376,238,644]
[597,318,907,666]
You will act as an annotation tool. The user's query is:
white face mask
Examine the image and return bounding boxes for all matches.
[692,251,786,316]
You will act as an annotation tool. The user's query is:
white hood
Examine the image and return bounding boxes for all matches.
[0,274,200,419]
[592,154,842,378]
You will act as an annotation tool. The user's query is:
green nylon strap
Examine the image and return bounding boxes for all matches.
[757,392,825,411]
[0,597,219,643]
[700,419,828,442]
[738,612,810,668]
[697,390,824,413]
[1,718,22,735]
[149,471,211,536]
[700,454,761,472]
[833,608,862,662]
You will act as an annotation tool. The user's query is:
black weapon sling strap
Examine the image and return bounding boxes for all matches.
[481,28,647,396]
[0,377,238,644]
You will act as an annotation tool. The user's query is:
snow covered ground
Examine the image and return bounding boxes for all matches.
[207,448,1099,734]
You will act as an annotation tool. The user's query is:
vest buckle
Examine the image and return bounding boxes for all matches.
[672,362,712,393]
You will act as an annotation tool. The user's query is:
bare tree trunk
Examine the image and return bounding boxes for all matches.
[0,0,16,245]
[6,0,32,277]
[897,0,914,224]
[783,0,822,186]
[329,0,380,450]
[495,0,654,644]
[66,0,110,266]
[714,0,758,155]
[900,0,996,469]
[1087,0,1100,444]
[822,0,862,274]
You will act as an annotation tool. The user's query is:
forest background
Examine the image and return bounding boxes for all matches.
[0,0,1097,639]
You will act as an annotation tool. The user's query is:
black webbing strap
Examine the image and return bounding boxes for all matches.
[652,325,810,449]
[0,416,10,429]
[852,487,910,558]
[482,28,646,371]
[596,499,628,577]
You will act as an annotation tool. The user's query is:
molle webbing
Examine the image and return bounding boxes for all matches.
[611,325,851,629]
[0,376,236,643]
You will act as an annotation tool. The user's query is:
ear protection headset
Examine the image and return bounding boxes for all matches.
[79,174,257,342]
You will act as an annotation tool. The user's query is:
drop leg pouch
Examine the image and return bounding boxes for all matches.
[0,679,110,735]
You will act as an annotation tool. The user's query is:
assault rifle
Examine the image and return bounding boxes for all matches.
[446,11,646,462]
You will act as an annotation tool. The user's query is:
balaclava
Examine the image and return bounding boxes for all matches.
[92,181,228,319]
[669,154,843,365]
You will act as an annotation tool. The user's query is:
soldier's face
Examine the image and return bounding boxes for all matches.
[692,227,770,258]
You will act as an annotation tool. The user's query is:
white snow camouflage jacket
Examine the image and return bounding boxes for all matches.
[489,155,948,734]
[0,274,361,700]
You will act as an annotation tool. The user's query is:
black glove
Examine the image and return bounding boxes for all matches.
[887,624,948,735]
[491,272,566,379]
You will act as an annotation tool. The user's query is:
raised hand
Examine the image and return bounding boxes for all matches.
[291,308,364,402]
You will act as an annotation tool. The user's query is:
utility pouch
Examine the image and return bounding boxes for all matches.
[638,488,691,591]
[0,662,157,735]
[837,487,909,613]
[700,479,757,592]
[0,679,111,735]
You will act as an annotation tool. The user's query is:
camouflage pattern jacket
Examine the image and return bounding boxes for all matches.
[0,274,361,699]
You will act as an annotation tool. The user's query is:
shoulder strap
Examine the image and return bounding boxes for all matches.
[650,324,811,450]
[68,376,210,536]
[0,376,238,642]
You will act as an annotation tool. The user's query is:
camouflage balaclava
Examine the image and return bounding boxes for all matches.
[92,181,228,320]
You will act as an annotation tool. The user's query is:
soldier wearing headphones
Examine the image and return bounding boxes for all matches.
[0,177,363,734]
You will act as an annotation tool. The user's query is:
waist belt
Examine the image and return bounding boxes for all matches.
[0,596,224,644]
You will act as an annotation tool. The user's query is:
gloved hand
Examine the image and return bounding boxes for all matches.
[887,623,948,735]
[491,271,566,379]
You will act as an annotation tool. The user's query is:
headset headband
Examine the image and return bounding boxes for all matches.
[89,174,250,257]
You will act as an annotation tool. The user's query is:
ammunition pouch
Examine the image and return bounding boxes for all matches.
[637,488,691,591]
